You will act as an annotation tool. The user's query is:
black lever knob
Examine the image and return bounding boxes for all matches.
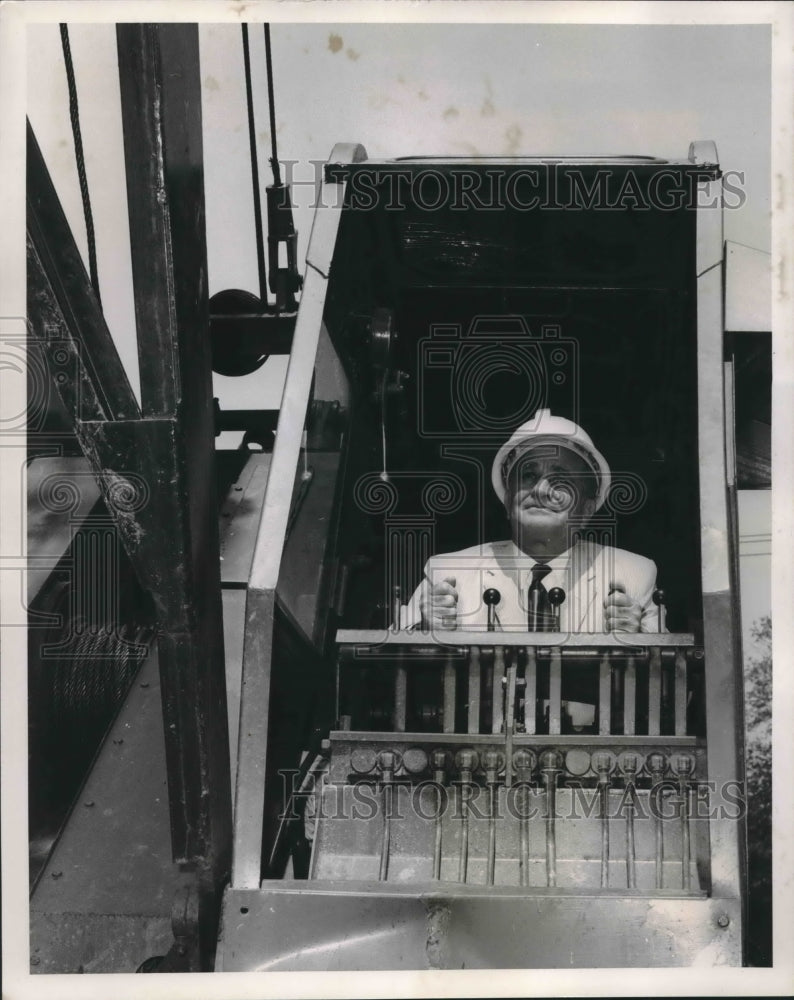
[548,587,565,607]
[483,588,501,632]
[652,589,665,631]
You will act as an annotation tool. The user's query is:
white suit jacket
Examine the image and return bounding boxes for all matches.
[402,539,665,633]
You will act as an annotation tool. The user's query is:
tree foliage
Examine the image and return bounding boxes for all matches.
[743,615,771,966]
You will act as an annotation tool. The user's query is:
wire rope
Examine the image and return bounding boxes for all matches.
[59,24,101,306]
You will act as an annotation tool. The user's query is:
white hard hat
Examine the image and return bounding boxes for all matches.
[491,409,611,510]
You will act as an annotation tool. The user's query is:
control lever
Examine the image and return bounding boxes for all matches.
[483,588,501,632]
[647,752,667,888]
[652,589,666,632]
[540,750,562,887]
[618,751,644,889]
[377,750,399,881]
[512,749,536,887]
[670,752,696,890]
[391,585,402,632]
[430,750,448,880]
[455,749,478,883]
[548,587,566,631]
[483,750,502,886]
[592,750,615,888]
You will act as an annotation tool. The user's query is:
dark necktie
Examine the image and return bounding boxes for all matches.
[528,563,554,631]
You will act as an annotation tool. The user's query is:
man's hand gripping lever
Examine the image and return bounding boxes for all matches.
[421,575,458,631]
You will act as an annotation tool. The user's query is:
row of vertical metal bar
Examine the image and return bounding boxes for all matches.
[391,645,690,736]
[373,760,694,892]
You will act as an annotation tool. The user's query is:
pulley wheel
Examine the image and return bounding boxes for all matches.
[210,289,270,377]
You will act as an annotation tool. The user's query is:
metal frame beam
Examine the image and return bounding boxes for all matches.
[231,142,367,889]
[692,152,747,954]
[114,24,231,886]
[27,25,232,927]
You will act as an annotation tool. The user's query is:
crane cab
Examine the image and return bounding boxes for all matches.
[216,143,746,969]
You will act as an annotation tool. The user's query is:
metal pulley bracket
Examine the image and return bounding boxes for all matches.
[267,183,303,311]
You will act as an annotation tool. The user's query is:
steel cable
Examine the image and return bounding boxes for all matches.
[241,23,269,306]
[59,24,101,306]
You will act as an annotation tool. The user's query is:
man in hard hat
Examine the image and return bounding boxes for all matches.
[403,409,664,634]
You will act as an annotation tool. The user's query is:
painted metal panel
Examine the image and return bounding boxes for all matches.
[216,883,740,970]
[694,167,747,929]
[230,144,367,889]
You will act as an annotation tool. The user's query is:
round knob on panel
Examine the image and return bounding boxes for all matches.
[377,750,401,776]
[455,748,479,779]
[565,748,591,777]
[483,588,501,607]
[483,750,503,783]
[539,749,562,772]
[350,747,378,774]
[652,589,665,607]
[402,747,429,774]
[669,751,696,778]
[591,750,616,777]
[617,750,644,778]
[548,587,566,608]
[512,749,536,773]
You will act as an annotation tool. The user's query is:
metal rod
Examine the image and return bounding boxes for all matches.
[519,786,529,887]
[513,751,534,889]
[504,659,517,789]
[391,585,402,632]
[443,653,456,733]
[262,24,281,185]
[655,808,664,889]
[431,752,446,881]
[681,783,691,891]
[599,652,612,735]
[467,645,481,734]
[492,646,505,733]
[379,783,392,881]
[620,753,640,890]
[671,754,695,891]
[540,752,560,887]
[674,648,687,736]
[433,785,443,880]
[593,752,612,889]
[60,24,101,306]
[626,784,637,889]
[545,786,556,886]
[648,753,666,889]
[456,750,476,884]
[394,662,407,733]
[601,783,609,888]
[549,649,562,735]
[649,646,662,736]
[612,656,623,732]
[241,24,268,305]
[524,646,537,735]
[336,631,696,653]
[458,786,469,883]
[487,784,497,886]
[623,656,636,735]
[483,750,500,886]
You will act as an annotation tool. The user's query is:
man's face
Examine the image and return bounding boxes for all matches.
[504,447,597,536]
